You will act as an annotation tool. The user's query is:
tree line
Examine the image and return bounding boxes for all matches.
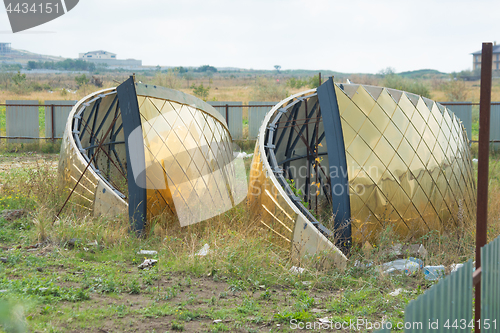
[27,59,97,71]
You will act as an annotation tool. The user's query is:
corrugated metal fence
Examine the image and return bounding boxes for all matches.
[443,102,473,141]
[489,103,500,150]
[248,101,276,139]
[376,234,500,332]
[208,101,243,139]
[1,100,499,143]
[481,235,500,326]
[1,100,76,142]
[441,102,500,144]
[404,260,473,333]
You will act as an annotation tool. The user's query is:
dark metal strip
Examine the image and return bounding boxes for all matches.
[317,77,351,252]
[116,77,147,235]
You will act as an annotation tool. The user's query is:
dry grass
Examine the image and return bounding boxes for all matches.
[3,72,500,105]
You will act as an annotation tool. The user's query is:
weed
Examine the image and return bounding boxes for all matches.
[274,309,313,323]
[128,279,141,294]
[176,309,200,322]
[210,322,229,332]
[171,320,185,331]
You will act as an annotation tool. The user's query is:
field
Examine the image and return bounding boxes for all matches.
[0,71,500,332]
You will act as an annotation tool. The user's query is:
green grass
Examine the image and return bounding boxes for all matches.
[0,151,498,332]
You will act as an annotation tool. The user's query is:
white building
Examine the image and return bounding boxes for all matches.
[78,50,142,67]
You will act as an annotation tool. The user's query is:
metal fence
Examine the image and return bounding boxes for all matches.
[441,102,500,144]
[1,100,500,143]
[207,102,276,140]
[442,102,473,141]
[208,101,244,139]
[404,260,473,333]
[376,234,500,332]
[248,101,276,139]
[0,101,76,142]
[481,235,500,326]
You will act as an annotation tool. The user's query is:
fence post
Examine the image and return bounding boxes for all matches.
[51,104,55,142]
[475,42,493,333]
[225,104,229,125]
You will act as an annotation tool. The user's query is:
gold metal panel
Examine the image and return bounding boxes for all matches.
[382,121,404,150]
[427,112,441,138]
[399,168,417,200]
[349,191,366,216]
[137,95,146,108]
[418,171,434,199]
[388,185,410,214]
[149,97,166,113]
[368,103,390,132]
[404,124,421,150]
[387,154,406,184]
[398,93,417,119]
[141,97,161,120]
[335,86,352,117]
[340,101,366,133]
[402,204,427,236]
[352,205,380,242]
[351,85,376,116]
[378,169,398,199]
[422,202,440,231]
[364,153,386,184]
[396,138,415,164]
[359,118,382,148]
[416,140,432,167]
[415,97,431,123]
[340,121,357,148]
[347,134,372,166]
[376,89,398,117]
[373,136,395,167]
[421,126,437,155]
[411,109,426,135]
[391,106,410,135]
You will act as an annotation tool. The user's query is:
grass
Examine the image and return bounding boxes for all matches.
[0,75,499,331]
[0,149,497,332]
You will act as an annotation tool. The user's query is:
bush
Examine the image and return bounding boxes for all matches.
[191,83,210,100]
[441,78,468,101]
[382,73,431,98]
[252,77,288,101]
[75,74,89,87]
[153,70,184,89]
[287,77,308,89]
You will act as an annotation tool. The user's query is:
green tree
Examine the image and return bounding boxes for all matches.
[191,83,210,100]
[12,71,26,85]
[27,61,38,70]
[195,65,217,73]
[75,74,89,87]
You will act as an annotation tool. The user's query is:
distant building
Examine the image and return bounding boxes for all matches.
[78,50,142,67]
[472,43,500,73]
[79,50,117,60]
[0,43,11,54]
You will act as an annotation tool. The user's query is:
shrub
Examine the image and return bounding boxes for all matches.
[252,77,288,101]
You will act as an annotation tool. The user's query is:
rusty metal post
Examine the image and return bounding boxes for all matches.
[225,104,229,126]
[51,104,55,142]
[318,72,321,87]
[475,42,493,333]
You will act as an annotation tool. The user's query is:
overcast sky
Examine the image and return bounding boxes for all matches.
[1,0,498,73]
